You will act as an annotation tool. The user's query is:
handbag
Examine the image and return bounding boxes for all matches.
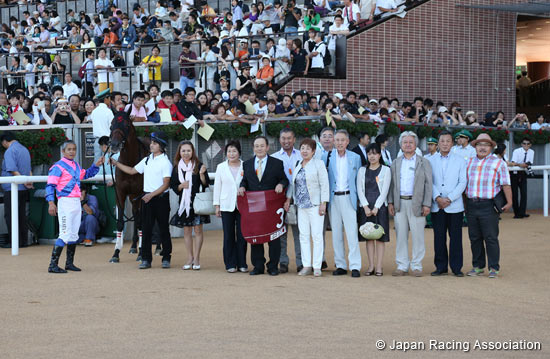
[359,215,385,240]
[193,189,216,215]
[285,204,297,225]
[492,190,506,213]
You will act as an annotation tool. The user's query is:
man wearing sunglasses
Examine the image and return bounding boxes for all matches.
[509,138,534,219]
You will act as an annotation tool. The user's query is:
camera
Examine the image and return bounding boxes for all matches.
[456,107,462,112]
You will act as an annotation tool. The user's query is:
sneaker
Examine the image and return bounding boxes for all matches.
[411,270,423,277]
[227,268,237,273]
[161,260,170,269]
[97,237,115,244]
[83,239,93,247]
[467,268,484,276]
[298,267,312,276]
[238,267,248,273]
[313,269,322,277]
[488,269,499,278]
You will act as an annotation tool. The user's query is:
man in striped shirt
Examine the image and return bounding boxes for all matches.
[465,134,512,279]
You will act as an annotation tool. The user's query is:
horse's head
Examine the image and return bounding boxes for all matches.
[109,112,133,154]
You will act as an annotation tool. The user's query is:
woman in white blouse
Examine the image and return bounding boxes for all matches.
[284,138,329,277]
[357,143,391,276]
[213,141,247,273]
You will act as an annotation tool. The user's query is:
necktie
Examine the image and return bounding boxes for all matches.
[257,159,263,181]
[523,152,527,163]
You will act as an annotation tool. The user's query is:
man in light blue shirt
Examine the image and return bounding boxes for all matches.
[272,128,302,273]
[1,131,32,248]
[428,130,467,277]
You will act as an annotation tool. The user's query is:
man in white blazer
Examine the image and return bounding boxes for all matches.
[213,141,247,273]
[323,129,362,278]
[427,131,467,277]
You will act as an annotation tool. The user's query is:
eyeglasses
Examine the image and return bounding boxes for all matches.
[521,142,531,145]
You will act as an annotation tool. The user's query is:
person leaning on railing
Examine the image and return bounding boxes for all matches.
[95,48,115,93]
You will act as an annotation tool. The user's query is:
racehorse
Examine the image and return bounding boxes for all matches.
[108,111,147,263]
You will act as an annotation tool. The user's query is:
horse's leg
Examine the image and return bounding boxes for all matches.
[109,202,124,263]
[129,201,138,253]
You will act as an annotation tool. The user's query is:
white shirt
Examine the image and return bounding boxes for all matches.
[254,103,268,116]
[328,23,349,51]
[272,148,302,182]
[134,153,172,193]
[95,57,115,83]
[399,154,416,196]
[254,156,268,179]
[343,3,361,25]
[90,103,114,138]
[451,144,476,162]
[311,42,326,69]
[511,147,534,165]
[531,122,548,130]
[335,152,349,192]
[374,0,397,15]
[381,148,392,166]
[62,82,80,98]
[357,144,367,160]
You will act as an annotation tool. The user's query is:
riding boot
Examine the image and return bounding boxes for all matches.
[65,244,81,271]
[48,245,67,273]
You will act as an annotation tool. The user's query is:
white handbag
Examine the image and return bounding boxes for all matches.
[193,189,215,215]
[285,204,297,225]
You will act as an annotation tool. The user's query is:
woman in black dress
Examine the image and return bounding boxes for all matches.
[356,143,391,276]
[170,141,210,270]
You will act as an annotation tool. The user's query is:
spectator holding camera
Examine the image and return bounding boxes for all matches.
[282,0,302,34]
[509,137,534,219]
[304,6,321,32]
[508,113,531,130]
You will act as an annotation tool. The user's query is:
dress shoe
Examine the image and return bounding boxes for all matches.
[513,215,522,219]
[162,260,171,269]
[192,264,201,270]
[392,269,408,276]
[412,270,423,277]
[321,261,328,270]
[139,261,151,269]
[296,265,303,273]
[351,270,360,278]
[431,270,448,276]
[332,268,347,276]
[182,264,192,270]
[268,269,279,276]
[298,267,312,276]
[249,268,264,275]
[453,272,465,277]
[523,214,530,218]
[279,263,288,273]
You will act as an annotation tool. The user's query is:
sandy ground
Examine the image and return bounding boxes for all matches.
[0,211,549,359]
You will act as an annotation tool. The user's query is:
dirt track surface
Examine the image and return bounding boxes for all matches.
[1,212,548,359]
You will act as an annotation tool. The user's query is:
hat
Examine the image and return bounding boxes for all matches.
[239,39,248,44]
[454,129,473,140]
[240,62,251,69]
[471,133,496,148]
[55,97,68,104]
[220,30,229,38]
[219,75,228,82]
[427,137,438,145]
[33,10,39,15]
[388,107,397,113]
[96,88,111,101]
[258,95,267,101]
[438,106,449,114]
[333,93,343,100]
[369,99,379,104]
[465,110,475,117]
[261,55,271,61]
[150,131,168,147]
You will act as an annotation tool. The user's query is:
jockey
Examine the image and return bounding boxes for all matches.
[46,140,104,273]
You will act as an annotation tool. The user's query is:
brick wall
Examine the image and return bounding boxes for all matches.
[282,0,521,119]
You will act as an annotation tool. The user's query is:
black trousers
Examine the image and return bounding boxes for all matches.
[141,193,171,262]
[431,210,463,273]
[3,190,29,246]
[466,199,500,271]
[221,210,248,270]
[82,80,95,98]
[251,239,281,272]
[511,172,528,216]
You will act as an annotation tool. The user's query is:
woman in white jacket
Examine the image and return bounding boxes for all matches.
[213,141,248,273]
[284,138,329,277]
[357,143,391,276]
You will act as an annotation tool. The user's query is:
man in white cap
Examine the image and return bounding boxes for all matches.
[465,133,512,278]
[368,99,379,115]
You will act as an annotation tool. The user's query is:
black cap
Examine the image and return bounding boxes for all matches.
[151,131,168,147]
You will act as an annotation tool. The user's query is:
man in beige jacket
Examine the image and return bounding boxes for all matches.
[388,131,432,277]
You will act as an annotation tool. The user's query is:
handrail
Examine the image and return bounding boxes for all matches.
[1,174,113,256]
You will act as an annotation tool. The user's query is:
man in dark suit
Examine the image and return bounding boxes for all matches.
[239,136,289,276]
[351,132,370,166]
